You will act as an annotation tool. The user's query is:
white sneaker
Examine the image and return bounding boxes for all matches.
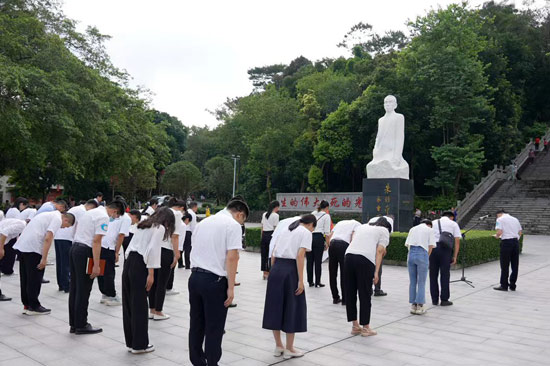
[100,294,107,304]
[131,344,155,354]
[153,313,170,321]
[283,349,304,359]
[415,305,426,315]
[165,289,179,296]
[410,304,417,315]
[273,346,284,357]
[104,296,122,306]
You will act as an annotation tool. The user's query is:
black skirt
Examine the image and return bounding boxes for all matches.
[262,258,307,333]
[260,230,274,272]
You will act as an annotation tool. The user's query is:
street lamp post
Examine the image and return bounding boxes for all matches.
[231,154,240,197]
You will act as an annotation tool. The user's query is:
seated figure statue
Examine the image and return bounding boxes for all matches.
[366,95,410,180]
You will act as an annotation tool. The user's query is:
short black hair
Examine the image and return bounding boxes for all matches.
[63,213,76,226]
[85,199,99,208]
[227,198,249,218]
[442,211,455,219]
[95,192,103,197]
[421,219,432,226]
[317,200,329,211]
[188,201,198,209]
[107,200,125,216]
[54,199,68,211]
[129,209,142,220]
[370,216,392,233]
[496,209,506,215]
[182,212,193,222]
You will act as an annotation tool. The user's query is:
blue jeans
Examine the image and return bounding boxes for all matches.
[408,246,429,305]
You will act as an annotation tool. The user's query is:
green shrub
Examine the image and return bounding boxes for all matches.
[246,227,521,267]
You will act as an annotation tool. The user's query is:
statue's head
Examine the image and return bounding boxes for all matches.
[384,95,397,113]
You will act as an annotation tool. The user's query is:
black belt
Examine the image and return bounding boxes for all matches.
[192,267,220,276]
[73,242,90,248]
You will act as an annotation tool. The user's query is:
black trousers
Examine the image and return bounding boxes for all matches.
[69,243,94,328]
[97,248,116,297]
[429,245,452,303]
[0,238,17,275]
[183,231,192,269]
[55,239,72,291]
[122,252,149,350]
[188,271,228,366]
[500,238,520,289]
[329,239,348,301]
[307,233,325,285]
[167,266,175,290]
[260,231,273,272]
[19,252,45,309]
[374,261,383,291]
[148,248,173,311]
[344,254,374,325]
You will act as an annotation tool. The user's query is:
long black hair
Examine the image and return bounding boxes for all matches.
[265,200,280,219]
[317,200,329,212]
[167,197,187,210]
[137,207,175,241]
[12,197,28,210]
[369,216,392,233]
[289,214,317,231]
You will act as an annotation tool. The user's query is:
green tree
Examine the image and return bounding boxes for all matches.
[161,161,202,199]
[205,156,233,205]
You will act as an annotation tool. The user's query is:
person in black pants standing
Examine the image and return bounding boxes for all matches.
[328,219,361,305]
[308,200,331,288]
[69,201,124,334]
[429,211,461,306]
[181,201,198,269]
[493,210,522,292]
[260,200,280,280]
[188,199,248,366]
[123,207,175,354]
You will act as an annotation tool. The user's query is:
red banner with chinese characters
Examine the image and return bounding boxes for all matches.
[276,193,362,213]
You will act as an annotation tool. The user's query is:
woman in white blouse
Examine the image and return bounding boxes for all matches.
[344,217,391,337]
[260,200,280,279]
[1,197,28,275]
[308,200,331,287]
[122,207,175,354]
[262,214,316,360]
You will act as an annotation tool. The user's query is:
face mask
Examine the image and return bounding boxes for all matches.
[109,217,115,222]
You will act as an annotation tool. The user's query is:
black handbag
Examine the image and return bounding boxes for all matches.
[437,220,455,250]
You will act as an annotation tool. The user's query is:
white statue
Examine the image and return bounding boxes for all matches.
[366,95,410,180]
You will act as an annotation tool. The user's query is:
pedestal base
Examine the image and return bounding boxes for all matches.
[362,178,414,232]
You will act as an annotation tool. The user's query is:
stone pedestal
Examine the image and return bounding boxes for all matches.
[362,178,414,232]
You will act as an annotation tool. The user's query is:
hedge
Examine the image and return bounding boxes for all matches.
[244,228,522,268]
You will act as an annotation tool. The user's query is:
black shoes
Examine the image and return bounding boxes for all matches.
[26,306,51,315]
[315,284,325,288]
[41,278,50,284]
[0,294,12,301]
[308,283,314,287]
[510,287,516,291]
[333,298,342,305]
[228,303,237,308]
[493,286,508,292]
[178,264,184,269]
[440,300,453,306]
[374,290,387,297]
[432,301,438,306]
[75,323,103,335]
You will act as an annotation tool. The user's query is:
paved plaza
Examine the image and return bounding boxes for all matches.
[0,235,549,366]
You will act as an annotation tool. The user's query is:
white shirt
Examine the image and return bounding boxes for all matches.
[191,209,243,276]
[331,220,361,243]
[6,207,21,219]
[73,206,109,247]
[178,221,188,251]
[0,210,4,222]
[36,202,55,215]
[126,225,165,269]
[312,210,331,235]
[261,212,279,231]
[144,206,155,216]
[55,205,86,241]
[14,211,62,255]
[368,216,395,233]
[269,216,300,258]
[432,216,462,242]
[129,223,138,235]
[346,224,390,265]
[187,210,197,232]
[496,214,522,240]
[161,209,185,250]
[20,208,37,222]
[272,225,312,259]
[0,219,26,241]
[120,213,132,237]
[405,223,436,252]
[101,217,123,250]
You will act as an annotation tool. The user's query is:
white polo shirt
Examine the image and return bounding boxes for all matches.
[191,209,243,276]
[331,220,361,243]
[405,223,436,252]
[6,208,21,219]
[120,213,132,237]
[55,205,86,241]
[186,210,197,233]
[14,211,62,255]
[126,225,165,269]
[0,219,26,241]
[312,210,331,235]
[269,216,300,258]
[20,208,37,222]
[261,212,279,231]
[346,224,390,265]
[101,217,123,250]
[73,206,109,247]
[161,209,185,250]
[432,216,462,242]
[368,216,394,233]
[272,225,312,259]
[496,214,522,240]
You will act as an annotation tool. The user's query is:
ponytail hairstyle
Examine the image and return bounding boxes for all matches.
[288,214,317,231]
[141,198,159,215]
[167,197,187,210]
[317,200,329,212]
[12,197,29,210]
[137,207,175,241]
[265,200,280,219]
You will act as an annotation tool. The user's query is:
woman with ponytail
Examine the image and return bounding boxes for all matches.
[260,200,280,279]
[262,214,316,360]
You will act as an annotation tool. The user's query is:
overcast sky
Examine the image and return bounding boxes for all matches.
[61,0,543,129]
